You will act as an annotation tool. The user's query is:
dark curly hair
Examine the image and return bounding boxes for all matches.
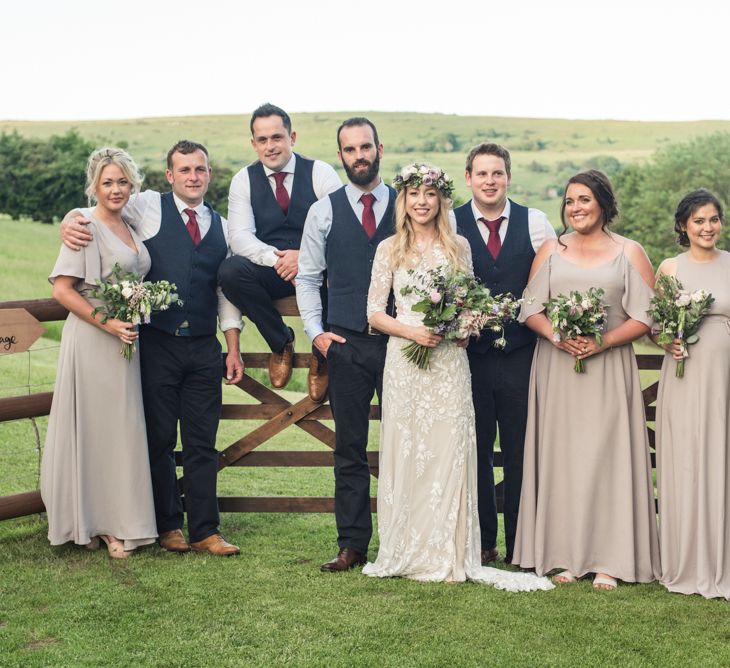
[674,189,724,247]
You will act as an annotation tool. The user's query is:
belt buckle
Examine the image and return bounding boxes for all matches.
[367,325,384,336]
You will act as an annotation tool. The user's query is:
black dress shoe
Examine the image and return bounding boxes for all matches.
[481,547,499,565]
[320,548,367,572]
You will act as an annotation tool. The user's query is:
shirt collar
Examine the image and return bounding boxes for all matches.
[263,153,296,178]
[173,192,206,216]
[472,198,511,223]
[345,178,388,206]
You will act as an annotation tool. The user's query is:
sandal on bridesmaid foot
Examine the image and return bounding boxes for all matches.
[100,535,134,560]
[593,573,617,590]
[552,570,577,585]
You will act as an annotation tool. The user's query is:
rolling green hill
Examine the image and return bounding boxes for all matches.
[3,112,730,224]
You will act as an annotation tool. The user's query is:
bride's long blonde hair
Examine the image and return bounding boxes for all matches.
[389,187,465,271]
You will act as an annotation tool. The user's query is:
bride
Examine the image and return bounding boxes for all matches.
[363,163,553,592]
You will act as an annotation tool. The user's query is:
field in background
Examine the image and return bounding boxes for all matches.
[4,112,730,224]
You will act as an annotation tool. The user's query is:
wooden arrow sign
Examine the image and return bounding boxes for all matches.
[0,309,46,354]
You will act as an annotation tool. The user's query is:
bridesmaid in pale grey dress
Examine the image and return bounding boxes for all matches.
[512,170,661,590]
[41,148,157,558]
[655,189,730,599]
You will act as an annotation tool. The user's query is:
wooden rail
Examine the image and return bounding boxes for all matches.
[0,298,662,522]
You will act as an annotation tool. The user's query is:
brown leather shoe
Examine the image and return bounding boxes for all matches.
[269,337,295,388]
[307,355,328,403]
[159,529,190,553]
[320,548,367,572]
[481,547,499,565]
[190,533,240,556]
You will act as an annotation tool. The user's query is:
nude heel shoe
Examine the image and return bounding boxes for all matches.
[99,535,135,559]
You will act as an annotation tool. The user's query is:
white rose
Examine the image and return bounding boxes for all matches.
[675,293,691,307]
[690,290,706,303]
[121,286,134,299]
[581,299,591,310]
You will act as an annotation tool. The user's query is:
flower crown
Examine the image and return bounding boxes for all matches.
[393,163,455,199]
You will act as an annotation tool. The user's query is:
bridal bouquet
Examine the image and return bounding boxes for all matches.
[400,268,523,369]
[91,263,182,361]
[647,273,714,378]
[546,287,608,373]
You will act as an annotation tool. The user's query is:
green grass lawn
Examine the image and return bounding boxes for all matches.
[1,210,725,667]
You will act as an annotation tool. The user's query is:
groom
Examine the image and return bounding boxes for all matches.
[296,117,396,571]
[454,143,555,564]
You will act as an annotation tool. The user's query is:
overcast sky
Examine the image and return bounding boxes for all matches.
[2,0,725,122]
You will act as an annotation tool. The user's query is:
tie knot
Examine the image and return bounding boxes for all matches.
[272,171,287,186]
[360,193,375,208]
[184,208,198,221]
[482,216,503,233]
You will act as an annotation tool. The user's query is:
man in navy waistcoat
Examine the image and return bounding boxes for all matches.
[219,104,341,396]
[453,143,555,565]
[60,141,244,557]
[296,118,395,572]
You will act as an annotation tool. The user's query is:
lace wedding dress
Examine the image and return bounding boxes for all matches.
[362,236,553,592]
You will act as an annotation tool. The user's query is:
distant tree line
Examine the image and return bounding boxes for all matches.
[1,129,729,267]
[0,130,232,222]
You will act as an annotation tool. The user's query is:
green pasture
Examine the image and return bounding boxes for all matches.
[1,205,727,666]
[4,112,730,226]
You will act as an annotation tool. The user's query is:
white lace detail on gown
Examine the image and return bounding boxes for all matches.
[363,237,553,592]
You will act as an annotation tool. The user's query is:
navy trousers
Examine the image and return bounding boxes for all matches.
[327,326,387,554]
[139,325,222,543]
[468,342,534,559]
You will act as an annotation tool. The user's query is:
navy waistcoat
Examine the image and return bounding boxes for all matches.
[455,199,536,354]
[248,153,317,250]
[143,192,227,336]
[326,185,396,332]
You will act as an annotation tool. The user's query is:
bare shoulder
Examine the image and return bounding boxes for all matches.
[618,237,654,285]
[535,237,558,259]
[656,256,679,278]
[620,237,651,265]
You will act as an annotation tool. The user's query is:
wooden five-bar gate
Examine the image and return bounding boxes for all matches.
[0,297,662,522]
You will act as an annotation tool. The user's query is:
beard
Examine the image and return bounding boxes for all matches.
[343,153,380,186]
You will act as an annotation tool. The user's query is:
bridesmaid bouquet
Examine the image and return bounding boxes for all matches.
[90,263,182,361]
[546,287,608,373]
[400,268,523,369]
[647,273,714,377]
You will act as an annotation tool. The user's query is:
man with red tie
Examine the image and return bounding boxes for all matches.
[59,140,244,556]
[296,117,396,571]
[218,104,341,396]
[453,143,555,566]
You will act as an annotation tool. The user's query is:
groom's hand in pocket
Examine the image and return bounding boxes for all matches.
[314,332,346,358]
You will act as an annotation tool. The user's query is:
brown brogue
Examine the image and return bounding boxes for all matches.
[190,533,240,557]
[159,529,191,553]
[320,548,367,572]
[481,547,499,565]
[269,337,295,388]
[307,355,328,403]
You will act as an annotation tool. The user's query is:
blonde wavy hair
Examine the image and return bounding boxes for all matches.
[389,187,465,271]
[85,147,143,205]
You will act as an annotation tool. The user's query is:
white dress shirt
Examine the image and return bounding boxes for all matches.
[227,153,342,267]
[82,190,243,332]
[296,179,391,341]
[470,199,556,252]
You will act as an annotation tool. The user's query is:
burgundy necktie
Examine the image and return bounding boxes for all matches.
[272,171,290,215]
[360,193,376,239]
[482,216,504,260]
[184,208,201,246]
